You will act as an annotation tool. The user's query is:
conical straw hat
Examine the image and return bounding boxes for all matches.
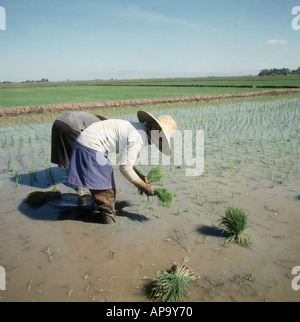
[137,111,177,156]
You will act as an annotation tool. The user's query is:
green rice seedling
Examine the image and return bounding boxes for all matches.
[12,167,17,179]
[45,167,56,185]
[10,134,15,147]
[219,205,250,246]
[154,188,173,207]
[157,211,161,220]
[147,166,164,184]
[199,195,205,207]
[1,134,7,148]
[14,172,21,188]
[150,264,199,302]
[26,186,62,208]
[28,164,37,186]
[7,148,12,170]
[176,208,181,216]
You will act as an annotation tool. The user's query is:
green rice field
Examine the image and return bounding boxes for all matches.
[1,75,300,108]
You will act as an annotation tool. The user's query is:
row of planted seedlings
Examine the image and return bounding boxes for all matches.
[164,99,300,208]
[0,123,66,189]
[0,106,133,190]
[129,99,300,217]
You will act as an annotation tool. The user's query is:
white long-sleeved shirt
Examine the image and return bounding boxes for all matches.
[77,119,148,183]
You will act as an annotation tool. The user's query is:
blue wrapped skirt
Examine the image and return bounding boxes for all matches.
[67,141,115,190]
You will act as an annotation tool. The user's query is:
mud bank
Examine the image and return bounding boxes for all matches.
[1,88,300,117]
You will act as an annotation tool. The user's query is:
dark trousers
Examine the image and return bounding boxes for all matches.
[51,120,79,168]
[90,188,116,213]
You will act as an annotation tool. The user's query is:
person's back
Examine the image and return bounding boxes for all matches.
[51,111,103,168]
[77,119,147,160]
[57,111,100,135]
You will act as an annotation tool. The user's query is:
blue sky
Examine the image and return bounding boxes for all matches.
[0,0,299,81]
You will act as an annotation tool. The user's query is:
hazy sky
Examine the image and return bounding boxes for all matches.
[0,0,299,81]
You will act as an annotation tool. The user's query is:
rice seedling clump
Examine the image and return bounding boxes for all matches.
[219,205,250,246]
[26,186,62,208]
[150,264,199,302]
[154,188,173,207]
[147,166,164,184]
[146,167,172,207]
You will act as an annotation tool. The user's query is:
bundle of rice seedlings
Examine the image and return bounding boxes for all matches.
[219,205,250,246]
[150,264,199,302]
[154,188,172,207]
[145,167,172,207]
[26,186,62,208]
[147,166,164,184]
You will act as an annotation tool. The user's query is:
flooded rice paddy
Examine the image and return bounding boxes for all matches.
[0,99,299,302]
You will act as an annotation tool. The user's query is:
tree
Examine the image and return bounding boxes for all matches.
[291,67,300,75]
[258,67,299,76]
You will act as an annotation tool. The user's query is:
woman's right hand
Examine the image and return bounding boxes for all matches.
[141,183,156,196]
[134,178,156,196]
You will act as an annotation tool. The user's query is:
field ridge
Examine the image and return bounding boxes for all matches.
[1,88,300,117]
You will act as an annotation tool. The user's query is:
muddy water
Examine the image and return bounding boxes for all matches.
[0,101,300,302]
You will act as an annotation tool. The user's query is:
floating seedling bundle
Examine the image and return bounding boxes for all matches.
[219,205,251,246]
[26,186,62,208]
[150,264,199,302]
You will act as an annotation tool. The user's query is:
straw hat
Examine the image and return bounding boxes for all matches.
[137,111,177,156]
[95,115,109,121]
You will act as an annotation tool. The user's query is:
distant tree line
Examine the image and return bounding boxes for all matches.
[22,78,49,83]
[259,67,300,76]
[0,78,49,84]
